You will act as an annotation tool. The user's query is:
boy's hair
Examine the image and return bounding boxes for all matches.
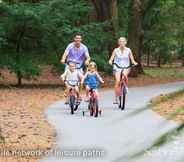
[68,62,76,67]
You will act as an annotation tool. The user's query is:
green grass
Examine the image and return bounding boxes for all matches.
[144,67,184,78]
[168,105,184,119]
[151,89,184,106]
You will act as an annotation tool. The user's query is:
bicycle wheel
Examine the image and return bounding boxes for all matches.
[69,96,75,114]
[119,96,122,109]
[89,98,94,116]
[94,98,99,118]
[121,86,126,110]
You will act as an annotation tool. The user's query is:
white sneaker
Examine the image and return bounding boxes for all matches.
[125,87,129,94]
[113,97,118,104]
[85,97,89,102]
[65,97,69,104]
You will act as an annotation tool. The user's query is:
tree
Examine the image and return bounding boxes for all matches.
[0,3,42,85]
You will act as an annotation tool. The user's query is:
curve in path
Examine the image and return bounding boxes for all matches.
[39,81,184,162]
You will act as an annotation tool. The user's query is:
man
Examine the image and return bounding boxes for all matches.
[60,34,91,72]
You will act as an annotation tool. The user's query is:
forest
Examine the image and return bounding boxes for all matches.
[0,0,184,85]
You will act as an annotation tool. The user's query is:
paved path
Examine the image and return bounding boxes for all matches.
[39,81,184,162]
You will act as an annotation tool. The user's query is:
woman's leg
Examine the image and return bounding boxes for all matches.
[122,69,130,87]
[114,72,121,103]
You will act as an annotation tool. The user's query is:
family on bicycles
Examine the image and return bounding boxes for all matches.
[60,34,138,115]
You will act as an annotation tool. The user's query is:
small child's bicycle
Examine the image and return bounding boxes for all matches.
[65,80,81,114]
[113,63,136,110]
[82,84,102,117]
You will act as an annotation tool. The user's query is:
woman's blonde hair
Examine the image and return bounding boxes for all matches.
[118,37,127,44]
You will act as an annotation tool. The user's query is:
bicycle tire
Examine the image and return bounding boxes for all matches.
[119,96,122,109]
[121,87,126,110]
[70,96,75,114]
[94,98,99,118]
[89,98,93,116]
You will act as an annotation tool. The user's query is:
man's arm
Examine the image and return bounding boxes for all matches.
[60,51,68,64]
[60,43,72,64]
[85,55,91,65]
[84,46,91,65]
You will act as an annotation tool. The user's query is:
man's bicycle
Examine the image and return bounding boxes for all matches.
[65,80,81,114]
[113,63,136,110]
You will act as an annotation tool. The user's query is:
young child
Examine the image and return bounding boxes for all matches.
[83,62,104,101]
[60,62,84,104]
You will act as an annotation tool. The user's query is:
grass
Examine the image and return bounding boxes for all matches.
[151,89,184,106]
[169,106,184,119]
[144,67,184,78]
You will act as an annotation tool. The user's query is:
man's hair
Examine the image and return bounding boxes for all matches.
[74,33,82,38]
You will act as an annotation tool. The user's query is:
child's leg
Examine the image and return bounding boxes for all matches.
[75,86,81,100]
[86,85,90,97]
[64,84,71,104]
[85,85,90,101]
[94,89,99,97]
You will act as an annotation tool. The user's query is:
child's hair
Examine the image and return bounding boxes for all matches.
[68,62,76,67]
[87,61,97,71]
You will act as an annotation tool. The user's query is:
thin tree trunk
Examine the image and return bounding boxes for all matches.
[128,0,142,76]
[147,48,150,67]
[157,54,161,67]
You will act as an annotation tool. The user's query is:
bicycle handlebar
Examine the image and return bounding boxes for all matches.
[112,62,136,69]
[64,80,80,86]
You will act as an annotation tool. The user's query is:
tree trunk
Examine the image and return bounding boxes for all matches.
[157,54,161,67]
[128,0,142,77]
[110,0,118,37]
[16,44,22,86]
[147,48,150,67]
[91,0,118,55]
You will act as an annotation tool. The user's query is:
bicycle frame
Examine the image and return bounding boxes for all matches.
[113,63,135,110]
[65,80,80,114]
[89,88,99,117]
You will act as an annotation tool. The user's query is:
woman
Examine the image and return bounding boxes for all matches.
[109,37,138,104]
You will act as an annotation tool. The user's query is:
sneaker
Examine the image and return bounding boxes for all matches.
[76,96,82,104]
[125,86,128,94]
[84,97,89,102]
[113,97,118,104]
[64,97,69,105]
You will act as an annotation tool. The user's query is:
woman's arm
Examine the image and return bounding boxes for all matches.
[129,51,138,65]
[109,50,116,65]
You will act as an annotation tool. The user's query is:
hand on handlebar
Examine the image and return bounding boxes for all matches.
[109,60,113,65]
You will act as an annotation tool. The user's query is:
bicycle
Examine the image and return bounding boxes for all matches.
[82,83,102,117]
[112,62,136,110]
[64,80,81,114]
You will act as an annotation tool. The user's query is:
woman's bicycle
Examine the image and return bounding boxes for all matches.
[82,83,102,117]
[113,63,136,110]
[65,80,81,114]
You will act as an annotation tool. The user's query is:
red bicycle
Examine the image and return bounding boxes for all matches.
[83,84,101,117]
[65,80,81,114]
[113,63,136,110]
